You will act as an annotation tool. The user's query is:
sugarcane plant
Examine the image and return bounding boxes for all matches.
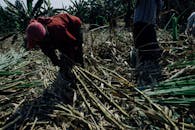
[104,0,126,28]
[0,6,16,36]
[171,15,178,41]
[123,0,135,28]
[88,0,106,29]
[66,0,90,23]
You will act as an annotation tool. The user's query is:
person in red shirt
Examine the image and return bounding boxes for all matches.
[26,13,83,104]
[26,13,83,68]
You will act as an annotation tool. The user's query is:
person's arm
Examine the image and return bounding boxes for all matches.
[40,46,60,66]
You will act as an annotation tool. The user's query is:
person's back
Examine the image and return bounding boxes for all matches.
[28,13,83,67]
[38,14,81,44]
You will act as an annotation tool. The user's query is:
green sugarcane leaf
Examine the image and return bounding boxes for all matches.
[162,75,195,83]
[0,71,23,76]
[168,60,195,70]
[27,0,33,14]
[146,85,195,96]
[157,98,195,105]
[32,0,44,17]
[17,81,43,88]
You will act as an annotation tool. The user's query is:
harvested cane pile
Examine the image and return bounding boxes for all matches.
[0,27,195,130]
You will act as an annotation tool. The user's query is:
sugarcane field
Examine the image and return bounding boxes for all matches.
[0,0,195,130]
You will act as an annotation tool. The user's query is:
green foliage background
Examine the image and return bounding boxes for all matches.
[0,0,194,35]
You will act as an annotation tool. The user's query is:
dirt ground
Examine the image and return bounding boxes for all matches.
[0,26,195,129]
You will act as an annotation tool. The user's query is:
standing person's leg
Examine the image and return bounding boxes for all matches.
[133,22,162,87]
[137,24,162,61]
[129,22,147,68]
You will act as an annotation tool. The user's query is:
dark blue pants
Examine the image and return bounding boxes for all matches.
[133,22,162,61]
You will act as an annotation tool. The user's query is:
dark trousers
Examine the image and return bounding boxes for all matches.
[133,22,162,61]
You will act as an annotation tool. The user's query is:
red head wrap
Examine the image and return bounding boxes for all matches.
[26,20,46,49]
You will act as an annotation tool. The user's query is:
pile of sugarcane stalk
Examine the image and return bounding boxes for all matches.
[0,27,195,130]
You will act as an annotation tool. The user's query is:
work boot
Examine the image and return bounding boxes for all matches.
[135,60,162,89]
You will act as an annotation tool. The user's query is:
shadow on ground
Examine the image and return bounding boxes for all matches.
[2,74,78,130]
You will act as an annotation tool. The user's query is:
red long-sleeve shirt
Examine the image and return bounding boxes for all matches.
[36,13,82,65]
